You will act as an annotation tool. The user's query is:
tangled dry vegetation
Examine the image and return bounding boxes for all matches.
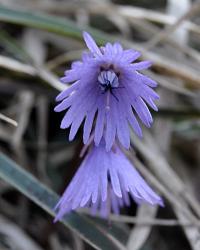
[0,0,200,250]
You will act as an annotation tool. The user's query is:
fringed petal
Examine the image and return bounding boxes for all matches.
[54,141,163,222]
[83,31,102,56]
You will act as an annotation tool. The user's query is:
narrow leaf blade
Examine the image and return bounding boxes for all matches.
[0,153,122,250]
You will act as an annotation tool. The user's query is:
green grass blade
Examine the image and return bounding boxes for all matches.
[0,29,32,63]
[0,6,111,44]
[0,153,123,250]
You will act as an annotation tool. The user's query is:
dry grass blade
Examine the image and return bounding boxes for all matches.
[176,205,200,250]
[82,209,200,227]
[128,155,192,222]
[0,215,44,250]
[147,71,196,97]
[36,67,65,91]
[105,215,200,227]
[12,91,34,146]
[127,205,158,250]
[0,55,35,75]
[132,132,200,217]
[110,37,200,89]
[12,1,200,36]
[126,5,200,65]
[0,55,65,91]
[106,13,131,38]
[46,50,82,70]
[145,1,200,50]
[115,5,200,36]
[0,113,18,126]
[166,0,190,45]
[131,132,200,250]
[22,29,47,65]
[143,51,200,89]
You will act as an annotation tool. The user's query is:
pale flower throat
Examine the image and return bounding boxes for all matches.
[98,70,119,111]
[98,70,119,89]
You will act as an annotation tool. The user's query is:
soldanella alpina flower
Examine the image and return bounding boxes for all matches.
[55,32,159,151]
[54,31,163,222]
[54,141,163,222]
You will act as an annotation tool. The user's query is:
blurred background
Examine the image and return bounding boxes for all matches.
[0,0,200,250]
